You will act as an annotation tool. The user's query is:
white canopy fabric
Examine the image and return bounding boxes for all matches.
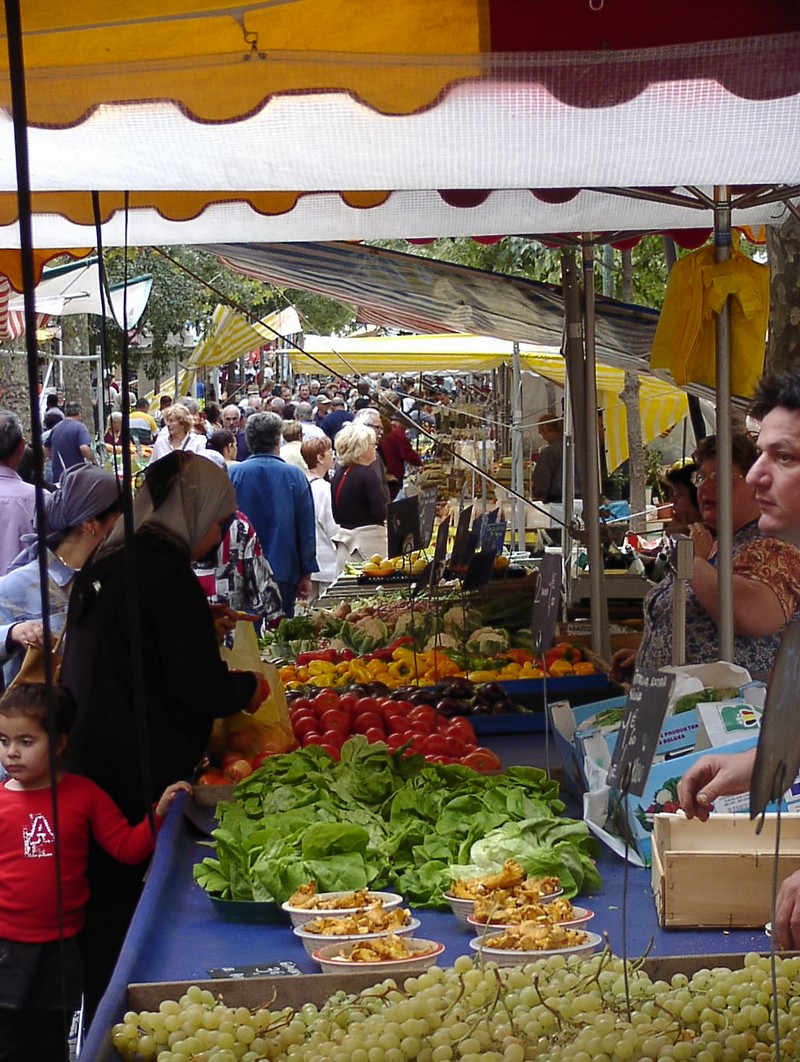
[0,12,798,246]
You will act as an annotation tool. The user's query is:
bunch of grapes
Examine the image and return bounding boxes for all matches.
[112,950,800,1062]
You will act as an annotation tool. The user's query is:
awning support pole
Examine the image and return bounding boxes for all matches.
[714,186,734,662]
[511,342,526,551]
[581,240,612,661]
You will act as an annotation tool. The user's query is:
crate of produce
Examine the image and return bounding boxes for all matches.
[651,813,800,928]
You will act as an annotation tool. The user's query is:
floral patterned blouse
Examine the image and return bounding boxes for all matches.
[635,521,800,680]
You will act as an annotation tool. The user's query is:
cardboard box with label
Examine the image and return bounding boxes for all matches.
[551,663,768,866]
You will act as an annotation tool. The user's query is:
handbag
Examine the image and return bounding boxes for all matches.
[8,627,65,689]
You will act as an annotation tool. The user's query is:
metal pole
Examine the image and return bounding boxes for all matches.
[511,342,526,551]
[713,186,734,662]
[581,240,612,661]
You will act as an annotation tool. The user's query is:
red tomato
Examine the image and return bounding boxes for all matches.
[409,721,433,738]
[444,734,466,758]
[424,753,446,764]
[223,758,253,782]
[446,719,477,743]
[388,699,415,715]
[319,708,351,733]
[196,770,228,786]
[321,729,345,750]
[409,733,428,753]
[386,733,409,751]
[220,751,243,770]
[301,731,324,747]
[250,751,276,770]
[312,690,341,713]
[339,692,360,712]
[364,727,386,744]
[294,717,321,741]
[353,712,384,735]
[462,748,502,772]
[409,705,437,728]
[290,697,314,712]
[319,743,341,761]
[353,697,381,716]
[385,714,411,735]
[422,733,450,757]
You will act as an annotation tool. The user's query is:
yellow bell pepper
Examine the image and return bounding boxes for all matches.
[548,659,574,677]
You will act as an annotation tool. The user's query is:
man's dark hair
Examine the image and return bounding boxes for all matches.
[694,432,759,473]
[246,411,283,454]
[750,371,800,420]
[65,401,82,418]
[135,397,149,411]
[0,410,24,462]
[208,429,235,454]
[45,393,60,409]
[664,463,699,509]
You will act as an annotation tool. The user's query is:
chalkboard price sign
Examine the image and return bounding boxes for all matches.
[531,552,562,654]
[606,670,675,796]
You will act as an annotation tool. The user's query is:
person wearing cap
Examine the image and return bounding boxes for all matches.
[0,465,122,686]
[312,394,331,430]
[321,395,354,442]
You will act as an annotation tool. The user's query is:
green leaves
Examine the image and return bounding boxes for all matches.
[193,738,601,906]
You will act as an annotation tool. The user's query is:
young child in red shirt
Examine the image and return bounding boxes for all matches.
[0,682,189,1062]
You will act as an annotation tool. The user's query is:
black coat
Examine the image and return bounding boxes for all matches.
[61,534,256,821]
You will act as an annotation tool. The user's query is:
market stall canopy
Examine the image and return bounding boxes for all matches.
[204,241,660,371]
[0,4,798,245]
[6,258,153,329]
[187,304,301,371]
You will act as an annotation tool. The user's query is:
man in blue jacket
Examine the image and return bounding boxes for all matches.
[230,412,318,617]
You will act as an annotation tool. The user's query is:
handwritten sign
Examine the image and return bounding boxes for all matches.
[606,670,675,796]
[419,488,438,549]
[387,495,420,558]
[208,960,303,979]
[531,553,562,655]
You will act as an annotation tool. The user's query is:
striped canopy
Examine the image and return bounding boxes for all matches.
[0,2,798,246]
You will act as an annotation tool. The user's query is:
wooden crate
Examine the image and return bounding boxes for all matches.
[651,813,800,929]
[127,952,793,1016]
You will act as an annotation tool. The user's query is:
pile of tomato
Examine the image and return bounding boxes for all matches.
[289,688,502,771]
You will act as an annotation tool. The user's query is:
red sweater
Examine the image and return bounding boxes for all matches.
[379,428,423,483]
[0,774,162,942]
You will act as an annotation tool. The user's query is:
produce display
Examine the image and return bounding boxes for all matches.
[113,950,800,1062]
[284,687,501,768]
[476,922,589,952]
[300,906,411,936]
[472,896,577,927]
[450,859,561,902]
[192,738,600,907]
[322,932,433,962]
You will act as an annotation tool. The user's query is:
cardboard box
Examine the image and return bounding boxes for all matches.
[652,813,800,928]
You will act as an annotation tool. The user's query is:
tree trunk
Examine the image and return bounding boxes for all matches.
[61,315,98,437]
[0,341,34,435]
[765,212,800,374]
[621,371,647,533]
[621,249,634,303]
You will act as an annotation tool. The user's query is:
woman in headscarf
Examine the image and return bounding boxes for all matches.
[0,464,122,686]
[59,451,268,1019]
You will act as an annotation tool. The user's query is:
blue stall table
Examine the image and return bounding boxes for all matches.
[85,734,768,1061]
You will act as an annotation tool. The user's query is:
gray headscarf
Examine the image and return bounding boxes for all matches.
[11,464,121,569]
[96,451,235,561]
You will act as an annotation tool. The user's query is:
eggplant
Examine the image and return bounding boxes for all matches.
[390,686,417,700]
[367,681,390,697]
[445,680,474,700]
[435,697,465,718]
[409,689,437,706]
[475,682,507,705]
[491,698,520,715]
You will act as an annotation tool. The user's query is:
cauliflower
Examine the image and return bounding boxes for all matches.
[466,626,510,656]
[423,633,461,652]
[442,606,483,639]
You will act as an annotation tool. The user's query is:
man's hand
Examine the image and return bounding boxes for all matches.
[609,648,636,684]
[677,748,756,821]
[296,574,313,601]
[775,870,800,950]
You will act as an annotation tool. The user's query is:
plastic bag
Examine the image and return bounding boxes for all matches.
[209,621,296,759]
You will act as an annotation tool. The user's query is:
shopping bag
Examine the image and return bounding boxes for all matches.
[210,621,296,759]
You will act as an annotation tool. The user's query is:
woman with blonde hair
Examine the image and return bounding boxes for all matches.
[149,403,207,462]
[330,421,387,563]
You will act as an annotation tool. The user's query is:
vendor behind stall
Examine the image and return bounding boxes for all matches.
[611,431,800,683]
